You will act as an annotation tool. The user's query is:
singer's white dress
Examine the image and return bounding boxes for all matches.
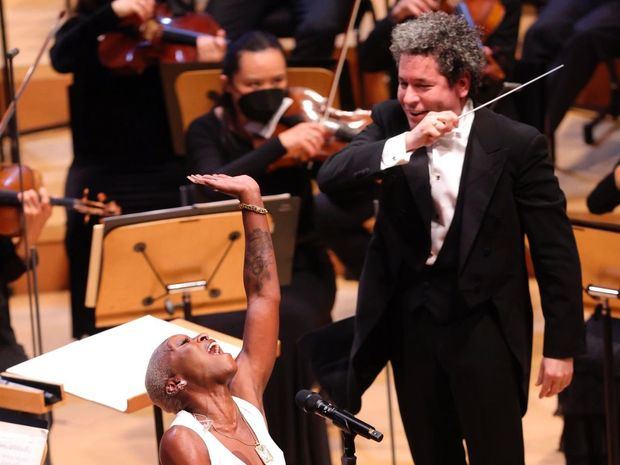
[170,396,286,465]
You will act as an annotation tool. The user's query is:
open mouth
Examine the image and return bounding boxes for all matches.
[409,110,427,118]
[207,340,222,355]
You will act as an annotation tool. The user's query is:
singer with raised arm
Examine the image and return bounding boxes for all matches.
[145,174,284,465]
[316,12,585,465]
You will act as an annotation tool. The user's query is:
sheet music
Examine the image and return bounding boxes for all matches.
[7,316,241,412]
[0,421,48,465]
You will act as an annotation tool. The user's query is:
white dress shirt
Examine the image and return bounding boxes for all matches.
[380,100,475,265]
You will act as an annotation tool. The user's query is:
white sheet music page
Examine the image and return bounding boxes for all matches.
[0,421,48,465]
[6,316,241,412]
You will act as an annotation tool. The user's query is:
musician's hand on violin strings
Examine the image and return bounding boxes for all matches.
[196,29,227,63]
[391,0,439,22]
[111,0,155,22]
[15,188,52,261]
[405,110,458,151]
[278,122,329,161]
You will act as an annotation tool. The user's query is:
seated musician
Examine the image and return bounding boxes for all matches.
[184,31,336,465]
[0,188,52,371]
[146,174,284,465]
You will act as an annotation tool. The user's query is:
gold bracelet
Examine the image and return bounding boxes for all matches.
[239,202,268,215]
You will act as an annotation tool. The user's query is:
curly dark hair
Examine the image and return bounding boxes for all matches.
[390,11,485,94]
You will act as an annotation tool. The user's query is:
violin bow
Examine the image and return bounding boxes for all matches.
[458,64,564,119]
[320,0,364,124]
[0,10,66,138]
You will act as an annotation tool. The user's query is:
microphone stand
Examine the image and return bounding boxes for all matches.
[341,431,357,465]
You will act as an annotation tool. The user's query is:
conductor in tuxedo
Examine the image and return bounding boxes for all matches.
[315,12,585,465]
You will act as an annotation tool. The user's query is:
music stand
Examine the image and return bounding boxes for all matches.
[572,218,620,465]
[85,194,299,329]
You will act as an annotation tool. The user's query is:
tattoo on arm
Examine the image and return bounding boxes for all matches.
[244,228,273,293]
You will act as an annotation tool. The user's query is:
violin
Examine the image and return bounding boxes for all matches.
[254,87,372,171]
[440,0,506,81]
[98,3,221,74]
[0,165,121,237]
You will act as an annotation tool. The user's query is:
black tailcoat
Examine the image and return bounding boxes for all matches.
[315,100,585,414]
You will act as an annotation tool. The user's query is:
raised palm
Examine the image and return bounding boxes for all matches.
[187,173,260,199]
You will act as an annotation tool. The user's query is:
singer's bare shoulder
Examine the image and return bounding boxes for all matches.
[160,425,211,465]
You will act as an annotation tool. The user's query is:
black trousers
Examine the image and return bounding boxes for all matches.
[389,305,525,465]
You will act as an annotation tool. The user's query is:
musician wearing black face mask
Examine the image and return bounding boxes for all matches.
[184,31,336,465]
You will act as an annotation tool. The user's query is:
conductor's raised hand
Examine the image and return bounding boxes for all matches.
[405,110,458,151]
[536,357,574,398]
[187,173,261,202]
[15,188,52,261]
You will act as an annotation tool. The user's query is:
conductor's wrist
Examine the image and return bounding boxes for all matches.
[405,131,421,152]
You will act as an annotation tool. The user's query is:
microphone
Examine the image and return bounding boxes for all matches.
[295,390,383,442]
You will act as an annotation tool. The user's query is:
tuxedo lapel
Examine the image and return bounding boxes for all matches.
[459,111,508,273]
[402,147,432,235]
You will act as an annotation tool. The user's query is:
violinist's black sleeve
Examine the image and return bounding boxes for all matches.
[50,4,120,73]
[0,238,26,284]
[0,237,28,372]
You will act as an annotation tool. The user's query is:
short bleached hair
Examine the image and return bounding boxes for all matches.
[145,343,184,414]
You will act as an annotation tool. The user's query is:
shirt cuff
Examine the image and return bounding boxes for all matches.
[380,132,413,170]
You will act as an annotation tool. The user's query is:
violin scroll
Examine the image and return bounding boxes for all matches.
[75,188,122,222]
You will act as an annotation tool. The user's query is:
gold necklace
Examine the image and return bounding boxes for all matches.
[208,405,274,464]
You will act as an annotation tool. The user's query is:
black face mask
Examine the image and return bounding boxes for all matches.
[237,88,285,124]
